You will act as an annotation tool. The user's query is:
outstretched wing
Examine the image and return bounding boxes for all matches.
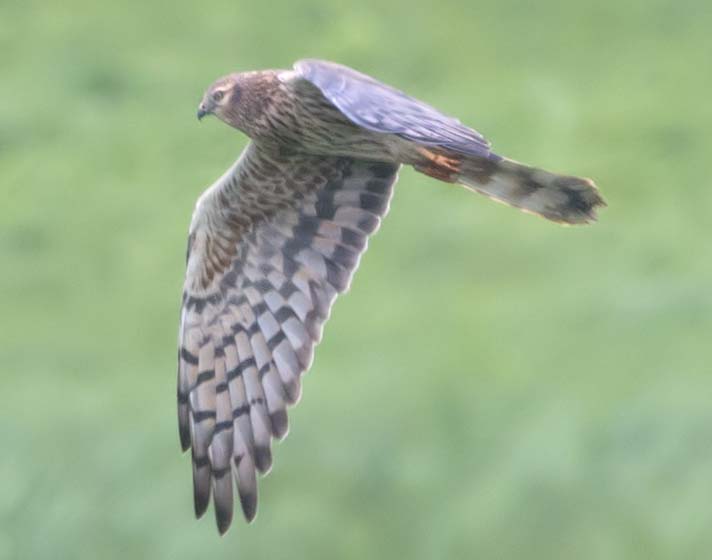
[294,58,491,158]
[178,141,399,534]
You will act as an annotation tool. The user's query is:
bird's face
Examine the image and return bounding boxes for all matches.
[197,74,241,122]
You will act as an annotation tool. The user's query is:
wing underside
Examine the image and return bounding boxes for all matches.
[178,141,400,533]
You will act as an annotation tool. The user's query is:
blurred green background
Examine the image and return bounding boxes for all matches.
[2,0,712,558]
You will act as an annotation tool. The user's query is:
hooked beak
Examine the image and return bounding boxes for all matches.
[197,104,209,121]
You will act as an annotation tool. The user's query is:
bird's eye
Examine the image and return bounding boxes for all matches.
[213,90,225,102]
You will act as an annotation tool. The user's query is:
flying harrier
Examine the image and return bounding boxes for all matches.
[178,59,605,534]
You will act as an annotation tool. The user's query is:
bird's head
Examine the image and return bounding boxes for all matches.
[197,74,242,123]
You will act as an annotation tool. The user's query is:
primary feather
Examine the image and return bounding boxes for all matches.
[178,143,398,533]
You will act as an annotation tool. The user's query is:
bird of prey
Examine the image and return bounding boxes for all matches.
[179,58,605,534]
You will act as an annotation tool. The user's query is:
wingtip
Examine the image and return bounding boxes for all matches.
[215,503,234,536]
[192,459,211,519]
[270,409,289,440]
[254,446,273,474]
[194,493,210,519]
[240,491,258,523]
[212,471,234,535]
[179,426,191,452]
[178,401,191,451]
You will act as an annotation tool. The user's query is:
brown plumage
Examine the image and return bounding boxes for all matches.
[180,59,605,534]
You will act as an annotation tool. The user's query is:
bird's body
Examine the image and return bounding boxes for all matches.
[180,59,605,534]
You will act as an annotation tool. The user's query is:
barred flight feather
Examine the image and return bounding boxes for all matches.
[177,141,399,533]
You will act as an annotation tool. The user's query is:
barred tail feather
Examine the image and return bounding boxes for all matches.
[457,155,606,224]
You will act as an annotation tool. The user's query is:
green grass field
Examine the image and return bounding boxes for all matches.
[2,1,712,558]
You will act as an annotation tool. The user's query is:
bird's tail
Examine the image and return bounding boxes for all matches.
[414,149,606,224]
[458,154,605,224]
